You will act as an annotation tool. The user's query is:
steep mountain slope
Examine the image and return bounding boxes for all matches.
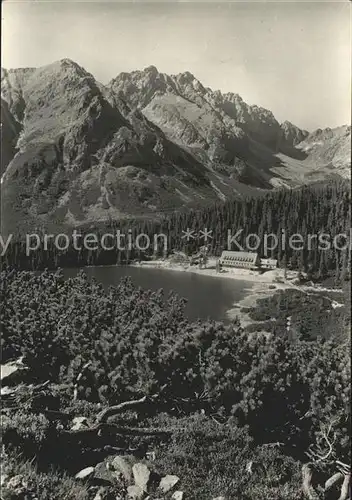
[1,60,238,232]
[109,67,251,182]
[267,125,351,188]
[110,67,284,149]
[1,60,350,231]
[1,98,21,176]
[296,126,351,179]
[109,67,281,186]
[1,67,36,123]
[109,66,350,188]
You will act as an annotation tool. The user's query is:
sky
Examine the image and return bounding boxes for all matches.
[1,0,351,131]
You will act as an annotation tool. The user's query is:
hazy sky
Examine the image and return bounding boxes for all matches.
[1,0,350,131]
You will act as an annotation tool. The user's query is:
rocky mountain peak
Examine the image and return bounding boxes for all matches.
[109,66,175,109]
[108,64,349,156]
[31,59,94,84]
[1,59,221,230]
[298,125,350,147]
[278,120,309,150]
[173,71,207,96]
[173,70,196,84]
[143,65,159,77]
[281,120,307,132]
[250,105,276,121]
[1,58,349,231]
[56,58,82,69]
[281,120,294,128]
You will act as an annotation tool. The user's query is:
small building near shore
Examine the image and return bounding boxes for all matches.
[260,258,278,270]
[220,251,259,270]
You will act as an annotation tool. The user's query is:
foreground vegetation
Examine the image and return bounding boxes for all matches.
[243,281,351,341]
[1,269,350,499]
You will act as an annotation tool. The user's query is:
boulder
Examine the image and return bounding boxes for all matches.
[0,473,8,487]
[159,474,179,493]
[171,492,184,500]
[111,455,136,484]
[75,467,95,480]
[93,462,115,484]
[246,461,253,474]
[71,416,89,431]
[1,357,28,386]
[92,487,107,500]
[127,485,145,500]
[132,463,151,492]
[1,386,16,396]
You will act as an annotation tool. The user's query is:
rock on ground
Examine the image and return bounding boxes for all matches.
[71,416,90,430]
[171,491,184,500]
[127,484,145,500]
[111,455,136,484]
[75,466,95,480]
[132,463,151,492]
[159,474,180,493]
[1,357,27,386]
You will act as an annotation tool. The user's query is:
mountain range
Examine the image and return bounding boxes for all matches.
[1,58,350,231]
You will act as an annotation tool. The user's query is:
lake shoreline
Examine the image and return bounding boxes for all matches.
[85,259,342,329]
[132,258,298,328]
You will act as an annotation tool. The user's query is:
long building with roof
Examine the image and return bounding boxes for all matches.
[219,251,259,269]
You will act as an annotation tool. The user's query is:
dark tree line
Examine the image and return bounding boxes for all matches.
[1,180,350,281]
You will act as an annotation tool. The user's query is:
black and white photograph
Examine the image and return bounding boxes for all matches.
[1,1,351,499]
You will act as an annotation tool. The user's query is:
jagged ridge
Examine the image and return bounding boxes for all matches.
[1,59,350,231]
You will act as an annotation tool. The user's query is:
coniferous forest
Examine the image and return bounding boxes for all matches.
[2,181,351,283]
